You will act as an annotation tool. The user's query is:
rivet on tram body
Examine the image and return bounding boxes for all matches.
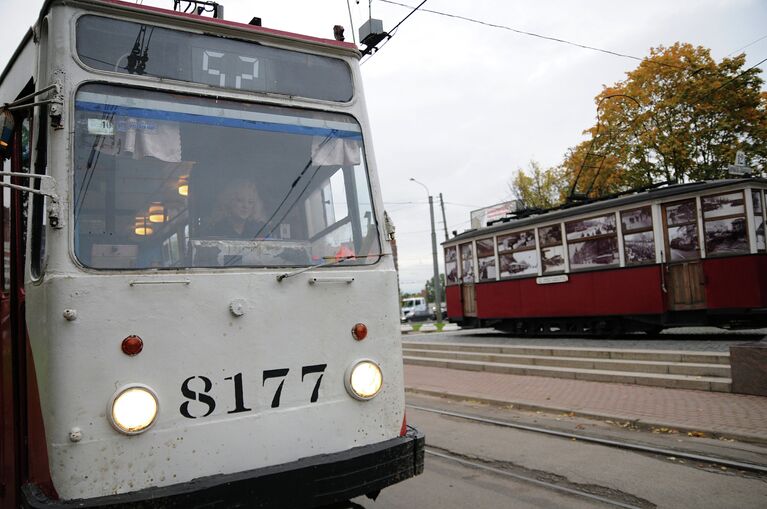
[63,309,77,321]
[230,298,247,317]
[69,427,82,442]
[121,335,144,356]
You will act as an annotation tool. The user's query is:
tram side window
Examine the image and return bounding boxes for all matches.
[497,229,538,278]
[476,238,496,281]
[702,191,749,257]
[29,112,46,280]
[445,246,458,284]
[303,164,379,262]
[73,83,379,270]
[565,213,618,271]
[538,224,565,274]
[1,161,8,292]
[459,243,474,283]
[752,190,765,252]
[621,207,655,265]
[664,199,700,261]
[1,115,31,290]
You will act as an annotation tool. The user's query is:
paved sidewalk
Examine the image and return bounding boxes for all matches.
[405,364,767,444]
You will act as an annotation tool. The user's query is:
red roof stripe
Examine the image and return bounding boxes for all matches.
[102,0,359,51]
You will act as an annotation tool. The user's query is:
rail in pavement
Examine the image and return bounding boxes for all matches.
[402,341,731,392]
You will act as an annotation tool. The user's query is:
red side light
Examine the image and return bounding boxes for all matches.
[400,412,408,437]
[351,323,368,341]
[121,335,143,356]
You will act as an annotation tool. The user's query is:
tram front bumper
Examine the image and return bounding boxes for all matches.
[22,427,425,509]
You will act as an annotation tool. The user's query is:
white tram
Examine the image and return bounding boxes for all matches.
[0,1,423,507]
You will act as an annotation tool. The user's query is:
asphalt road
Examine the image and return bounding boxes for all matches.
[351,394,767,509]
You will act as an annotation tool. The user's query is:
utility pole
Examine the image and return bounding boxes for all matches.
[439,193,449,241]
[410,178,443,321]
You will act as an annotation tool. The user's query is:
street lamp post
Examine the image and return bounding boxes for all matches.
[410,178,442,321]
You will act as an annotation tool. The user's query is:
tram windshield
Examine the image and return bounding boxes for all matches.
[73,83,379,269]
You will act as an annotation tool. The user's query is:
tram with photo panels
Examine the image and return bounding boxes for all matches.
[0,1,423,507]
[444,179,767,335]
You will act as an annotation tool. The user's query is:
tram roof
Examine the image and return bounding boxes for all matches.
[95,0,359,51]
[2,0,359,83]
[447,177,767,244]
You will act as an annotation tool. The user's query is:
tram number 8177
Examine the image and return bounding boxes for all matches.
[180,364,327,419]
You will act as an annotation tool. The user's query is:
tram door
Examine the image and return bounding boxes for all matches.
[0,111,29,509]
[459,243,477,317]
[662,200,707,310]
[0,93,51,506]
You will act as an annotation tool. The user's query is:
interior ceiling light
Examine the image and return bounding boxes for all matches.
[148,202,165,223]
[134,216,153,236]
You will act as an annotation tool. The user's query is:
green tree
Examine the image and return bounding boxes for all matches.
[508,161,566,209]
[563,43,767,198]
[424,273,446,303]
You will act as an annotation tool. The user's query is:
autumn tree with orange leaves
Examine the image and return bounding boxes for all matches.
[563,43,767,199]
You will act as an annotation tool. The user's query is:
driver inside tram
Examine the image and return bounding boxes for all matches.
[207,179,267,239]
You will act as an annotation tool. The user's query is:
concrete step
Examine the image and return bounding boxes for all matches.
[403,355,732,392]
[402,348,731,378]
[402,341,730,365]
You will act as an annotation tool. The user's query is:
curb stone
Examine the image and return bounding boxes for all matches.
[405,387,767,446]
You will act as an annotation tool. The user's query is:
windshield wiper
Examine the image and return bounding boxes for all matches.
[276,253,384,282]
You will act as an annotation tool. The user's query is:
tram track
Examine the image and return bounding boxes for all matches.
[408,404,767,475]
[424,447,645,509]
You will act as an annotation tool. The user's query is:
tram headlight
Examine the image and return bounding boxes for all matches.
[108,385,159,434]
[346,360,383,400]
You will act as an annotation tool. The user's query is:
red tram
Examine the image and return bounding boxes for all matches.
[443,179,767,335]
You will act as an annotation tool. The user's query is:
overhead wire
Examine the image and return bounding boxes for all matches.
[376,0,688,71]
[444,201,482,208]
[386,0,429,34]
[367,1,767,100]
[727,33,767,57]
[693,55,767,103]
[346,0,358,44]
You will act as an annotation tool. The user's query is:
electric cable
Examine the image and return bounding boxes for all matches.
[693,55,767,102]
[376,0,687,71]
[346,0,357,44]
[727,33,767,57]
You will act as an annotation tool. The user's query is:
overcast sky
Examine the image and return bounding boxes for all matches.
[2,0,766,293]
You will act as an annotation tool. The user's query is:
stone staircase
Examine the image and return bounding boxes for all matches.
[402,341,732,392]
